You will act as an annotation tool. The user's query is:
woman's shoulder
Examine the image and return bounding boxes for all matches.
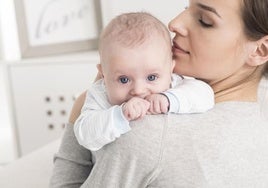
[131,100,266,132]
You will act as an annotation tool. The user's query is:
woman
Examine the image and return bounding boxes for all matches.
[50,0,268,187]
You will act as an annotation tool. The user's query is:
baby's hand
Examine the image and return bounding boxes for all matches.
[122,97,150,121]
[145,94,169,114]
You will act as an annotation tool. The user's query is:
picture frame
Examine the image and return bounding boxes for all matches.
[14,0,102,58]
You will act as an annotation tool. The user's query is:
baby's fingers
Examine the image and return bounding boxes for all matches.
[125,99,150,120]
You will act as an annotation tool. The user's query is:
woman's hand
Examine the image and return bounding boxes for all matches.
[69,70,102,124]
[68,91,87,124]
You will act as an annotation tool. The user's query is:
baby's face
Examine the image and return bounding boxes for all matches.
[101,38,174,105]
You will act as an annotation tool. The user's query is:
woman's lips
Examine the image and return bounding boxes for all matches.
[172,42,190,55]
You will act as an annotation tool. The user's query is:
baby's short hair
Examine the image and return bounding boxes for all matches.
[99,12,171,52]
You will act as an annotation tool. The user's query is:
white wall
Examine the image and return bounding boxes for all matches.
[0,0,21,61]
[0,18,3,59]
[100,0,188,27]
[0,65,17,164]
[0,0,20,164]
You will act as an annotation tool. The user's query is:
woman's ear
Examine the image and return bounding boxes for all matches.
[247,36,268,67]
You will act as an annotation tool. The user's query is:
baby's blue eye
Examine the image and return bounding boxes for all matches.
[147,75,157,81]
[119,77,129,84]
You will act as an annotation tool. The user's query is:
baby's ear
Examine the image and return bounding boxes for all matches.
[96,64,104,77]
[95,63,104,82]
[247,36,268,67]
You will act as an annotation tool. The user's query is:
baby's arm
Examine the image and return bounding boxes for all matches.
[74,87,130,151]
[145,75,214,114]
[163,76,214,113]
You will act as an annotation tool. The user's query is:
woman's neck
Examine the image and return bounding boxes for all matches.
[213,80,259,103]
[209,67,263,103]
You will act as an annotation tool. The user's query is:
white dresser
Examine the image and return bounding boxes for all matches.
[2,51,99,158]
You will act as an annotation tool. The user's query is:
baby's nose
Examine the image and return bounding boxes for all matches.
[130,82,148,98]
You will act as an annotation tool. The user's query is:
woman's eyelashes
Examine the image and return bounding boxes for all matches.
[198,15,213,28]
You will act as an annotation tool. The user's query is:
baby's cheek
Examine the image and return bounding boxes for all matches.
[108,91,128,105]
[160,79,172,92]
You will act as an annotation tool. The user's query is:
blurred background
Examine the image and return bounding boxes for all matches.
[0,0,187,165]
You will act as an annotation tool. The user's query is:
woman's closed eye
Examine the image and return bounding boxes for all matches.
[199,15,213,28]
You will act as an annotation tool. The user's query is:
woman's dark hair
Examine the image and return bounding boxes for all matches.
[242,0,268,75]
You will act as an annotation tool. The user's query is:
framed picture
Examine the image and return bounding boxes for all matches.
[14,0,102,58]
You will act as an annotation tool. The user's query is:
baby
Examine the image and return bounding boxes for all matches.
[74,12,214,151]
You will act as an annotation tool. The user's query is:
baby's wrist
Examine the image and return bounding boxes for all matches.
[121,103,131,121]
[160,93,170,111]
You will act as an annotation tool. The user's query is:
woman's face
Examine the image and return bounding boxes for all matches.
[169,0,253,83]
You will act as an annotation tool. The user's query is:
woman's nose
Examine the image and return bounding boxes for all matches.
[168,12,188,37]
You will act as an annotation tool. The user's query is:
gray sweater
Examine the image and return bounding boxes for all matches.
[50,77,268,188]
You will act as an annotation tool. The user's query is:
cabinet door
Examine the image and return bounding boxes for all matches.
[8,61,98,155]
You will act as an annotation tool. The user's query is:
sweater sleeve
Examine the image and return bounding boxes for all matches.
[163,76,215,113]
[49,123,93,188]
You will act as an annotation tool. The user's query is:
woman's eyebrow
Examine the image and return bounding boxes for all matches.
[197,3,221,18]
